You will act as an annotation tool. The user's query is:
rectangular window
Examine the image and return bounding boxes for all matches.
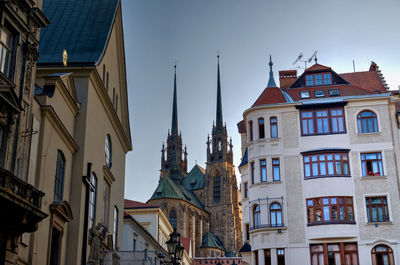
[49,227,62,265]
[245,223,250,241]
[244,182,248,198]
[103,181,111,227]
[300,107,346,136]
[329,89,340,96]
[0,28,15,79]
[277,249,285,265]
[249,121,253,141]
[270,117,278,138]
[265,249,271,265]
[272,158,280,181]
[306,73,332,87]
[306,75,314,86]
[254,251,259,265]
[260,160,267,182]
[361,152,384,177]
[113,206,119,248]
[314,74,323,85]
[366,197,389,222]
[88,173,98,228]
[251,162,255,184]
[300,91,311,99]
[307,196,354,224]
[303,152,350,178]
[258,118,265,139]
[310,243,358,265]
[323,73,332,85]
[314,90,325,97]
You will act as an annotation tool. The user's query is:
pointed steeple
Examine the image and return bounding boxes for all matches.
[216,55,223,129]
[171,65,178,135]
[267,55,277,87]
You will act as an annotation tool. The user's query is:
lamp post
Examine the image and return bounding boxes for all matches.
[165,227,185,265]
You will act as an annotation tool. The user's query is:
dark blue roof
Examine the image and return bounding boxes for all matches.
[38,0,119,65]
[239,148,248,167]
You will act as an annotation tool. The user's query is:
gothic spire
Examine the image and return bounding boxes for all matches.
[171,65,178,135]
[267,55,277,87]
[216,55,223,129]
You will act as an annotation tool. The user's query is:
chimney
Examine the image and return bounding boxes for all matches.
[279,70,297,89]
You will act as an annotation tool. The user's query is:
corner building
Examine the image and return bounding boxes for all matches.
[238,58,400,265]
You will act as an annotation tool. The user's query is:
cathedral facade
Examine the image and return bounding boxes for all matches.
[148,59,242,258]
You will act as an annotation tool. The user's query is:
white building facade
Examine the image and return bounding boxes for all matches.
[238,60,400,265]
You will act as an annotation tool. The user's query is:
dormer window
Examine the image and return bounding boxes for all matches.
[329,89,340,96]
[300,91,310,99]
[306,73,332,86]
[315,90,325,98]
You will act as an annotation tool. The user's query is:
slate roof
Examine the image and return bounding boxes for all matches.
[200,232,225,251]
[239,148,248,167]
[182,165,206,190]
[149,176,206,211]
[38,0,119,65]
[239,242,251,253]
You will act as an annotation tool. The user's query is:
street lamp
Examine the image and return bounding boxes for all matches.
[166,227,185,265]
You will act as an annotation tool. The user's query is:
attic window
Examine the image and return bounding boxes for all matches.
[329,89,340,96]
[315,90,325,98]
[306,73,332,86]
[300,91,310,99]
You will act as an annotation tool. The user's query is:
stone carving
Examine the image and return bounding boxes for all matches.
[24,43,39,97]
[88,223,105,264]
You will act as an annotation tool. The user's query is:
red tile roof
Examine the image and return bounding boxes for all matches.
[252,86,288,107]
[237,120,246,133]
[340,71,386,93]
[305,64,331,72]
[180,237,191,254]
[124,199,154,209]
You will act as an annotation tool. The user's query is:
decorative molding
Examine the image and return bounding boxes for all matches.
[103,165,115,185]
[49,200,73,223]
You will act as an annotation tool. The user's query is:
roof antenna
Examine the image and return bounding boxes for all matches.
[308,50,317,64]
[353,60,356,72]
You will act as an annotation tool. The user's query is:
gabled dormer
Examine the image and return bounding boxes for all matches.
[289,64,350,89]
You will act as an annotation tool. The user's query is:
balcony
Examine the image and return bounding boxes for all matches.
[249,223,287,232]
[0,167,47,238]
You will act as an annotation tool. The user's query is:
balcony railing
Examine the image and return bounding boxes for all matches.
[0,166,44,209]
[250,223,286,231]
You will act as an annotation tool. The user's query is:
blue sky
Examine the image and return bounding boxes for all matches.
[122,0,400,202]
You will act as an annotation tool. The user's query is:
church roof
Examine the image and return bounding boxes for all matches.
[38,0,119,65]
[182,165,206,190]
[200,232,225,251]
[149,176,206,211]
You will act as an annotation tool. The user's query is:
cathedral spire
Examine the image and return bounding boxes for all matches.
[216,55,223,129]
[171,65,178,135]
[267,54,277,87]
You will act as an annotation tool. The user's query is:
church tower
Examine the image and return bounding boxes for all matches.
[160,65,188,182]
[205,56,242,255]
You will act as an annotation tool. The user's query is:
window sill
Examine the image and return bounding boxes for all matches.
[249,225,287,233]
[301,132,347,137]
[250,181,282,187]
[307,221,356,226]
[361,175,387,180]
[304,175,351,180]
[366,221,392,226]
[356,132,382,137]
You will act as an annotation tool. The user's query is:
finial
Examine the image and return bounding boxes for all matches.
[269,54,273,67]
[267,54,277,88]
[314,54,318,64]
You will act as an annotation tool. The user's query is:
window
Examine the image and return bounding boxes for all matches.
[169,209,177,228]
[270,203,282,227]
[300,108,346,136]
[113,206,119,248]
[133,238,136,251]
[310,243,359,265]
[357,110,378,133]
[371,245,394,265]
[251,162,255,184]
[265,249,271,265]
[245,223,249,241]
[303,152,350,178]
[329,89,340,96]
[105,135,112,168]
[272,158,280,181]
[306,73,332,86]
[54,150,66,202]
[307,196,354,224]
[314,90,325,98]
[253,205,260,228]
[270,117,278,138]
[103,182,110,227]
[254,251,259,265]
[49,227,62,265]
[244,182,248,198]
[258,118,265,139]
[88,172,98,228]
[214,174,221,203]
[0,28,14,79]
[300,91,310,99]
[277,249,285,265]
[366,197,389,222]
[249,121,253,141]
[361,152,384,177]
[260,160,267,182]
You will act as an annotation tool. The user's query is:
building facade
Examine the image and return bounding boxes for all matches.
[0,0,48,264]
[148,59,242,258]
[238,58,400,265]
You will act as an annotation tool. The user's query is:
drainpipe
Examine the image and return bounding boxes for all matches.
[81,162,92,265]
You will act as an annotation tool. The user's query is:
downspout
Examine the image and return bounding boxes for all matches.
[81,162,92,265]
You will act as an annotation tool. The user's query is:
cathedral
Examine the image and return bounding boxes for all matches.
[148,57,242,257]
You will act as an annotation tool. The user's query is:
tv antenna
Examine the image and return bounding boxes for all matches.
[308,50,318,64]
[293,51,318,69]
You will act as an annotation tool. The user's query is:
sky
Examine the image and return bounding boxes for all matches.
[122,0,400,203]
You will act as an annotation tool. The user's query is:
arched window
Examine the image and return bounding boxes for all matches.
[270,203,282,227]
[54,150,66,202]
[258,118,265,139]
[169,209,177,228]
[105,134,112,168]
[213,171,221,204]
[249,121,253,141]
[371,244,394,265]
[357,110,378,133]
[270,117,278,138]
[253,205,261,228]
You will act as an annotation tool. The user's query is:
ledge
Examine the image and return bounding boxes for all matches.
[360,175,387,180]
[356,132,382,137]
[250,181,282,188]
[304,175,352,180]
[250,225,287,233]
[366,221,392,226]
[307,221,356,226]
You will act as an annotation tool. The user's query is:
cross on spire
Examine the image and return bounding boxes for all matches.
[267,54,277,87]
